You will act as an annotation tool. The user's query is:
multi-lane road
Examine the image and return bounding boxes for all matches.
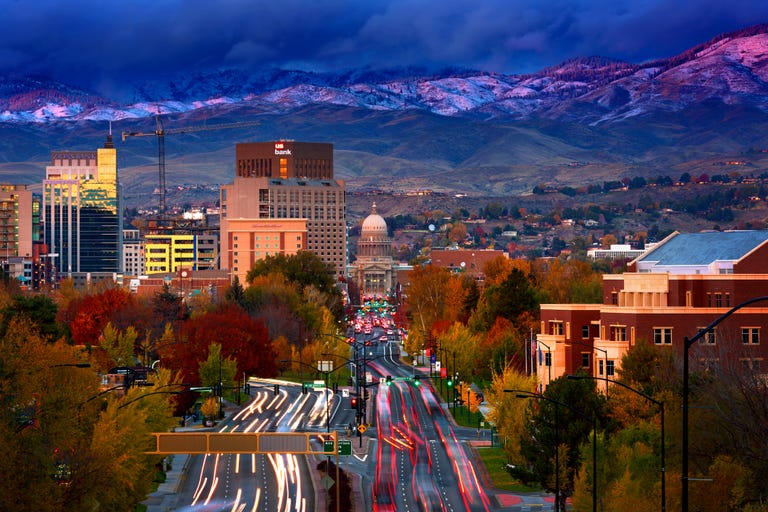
[172,325,494,512]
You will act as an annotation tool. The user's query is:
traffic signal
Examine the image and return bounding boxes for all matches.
[273,384,279,396]
[350,397,358,408]
[301,384,307,395]
[446,376,453,387]
[413,375,421,386]
[385,375,392,386]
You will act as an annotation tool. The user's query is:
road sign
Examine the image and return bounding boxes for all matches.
[341,389,349,398]
[338,440,352,456]
[357,423,367,434]
[320,475,335,490]
[303,381,325,389]
[323,440,335,453]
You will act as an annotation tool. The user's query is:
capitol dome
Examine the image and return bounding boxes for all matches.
[361,203,388,237]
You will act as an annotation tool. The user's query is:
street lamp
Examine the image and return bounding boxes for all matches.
[506,389,598,512]
[682,295,768,511]
[568,374,664,511]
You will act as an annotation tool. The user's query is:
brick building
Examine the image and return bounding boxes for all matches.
[537,231,768,391]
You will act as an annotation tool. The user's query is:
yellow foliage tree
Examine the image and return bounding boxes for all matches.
[483,365,538,462]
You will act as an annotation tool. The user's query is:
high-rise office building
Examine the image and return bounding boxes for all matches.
[0,184,36,261]
[220,141,346,281]
[42,134,122,281]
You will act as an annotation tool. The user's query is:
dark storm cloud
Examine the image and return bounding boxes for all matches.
[0,0,765,94]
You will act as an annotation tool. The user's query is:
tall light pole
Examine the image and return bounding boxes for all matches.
[682,295,768,511]
[507,389,598,512]
[568,374,664,512]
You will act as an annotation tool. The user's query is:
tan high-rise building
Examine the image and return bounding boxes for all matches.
[220,141,346,282]
[0,184,36,260]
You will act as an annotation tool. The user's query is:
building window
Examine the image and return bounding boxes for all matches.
[611,325,627,342]
[698,327,716,345]
[715,293,723,307]
[544,352,551,367]
[581,353,590,368]
[611,292,618,305]
[606,360,615,377]
[598,359,604,376]
[581,325,589,339]
[742,327,760,345]
[740,359,758,371]
[550,321,563,336]
[653,327,672,345]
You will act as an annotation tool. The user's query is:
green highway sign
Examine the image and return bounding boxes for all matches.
[323,440,335,453]
[304,381,326,389]
[338,440,352,456]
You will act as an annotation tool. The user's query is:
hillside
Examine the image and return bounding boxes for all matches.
[1,24,768,210]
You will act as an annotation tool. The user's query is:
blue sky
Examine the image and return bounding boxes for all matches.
[1,0,766,95]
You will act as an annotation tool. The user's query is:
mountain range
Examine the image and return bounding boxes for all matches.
[2,23,768,209]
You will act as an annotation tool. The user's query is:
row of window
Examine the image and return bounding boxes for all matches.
[551,319,762,345]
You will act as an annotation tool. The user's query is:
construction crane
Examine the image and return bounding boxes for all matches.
[121,113,262,214]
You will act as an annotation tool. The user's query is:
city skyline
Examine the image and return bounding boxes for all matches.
[1,0,765,98]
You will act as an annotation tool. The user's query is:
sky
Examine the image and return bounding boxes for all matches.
[1,0,766,97]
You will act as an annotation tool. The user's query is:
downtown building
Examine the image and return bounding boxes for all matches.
[220,141,346,284]
[536,230,768,391]
[0,184,41,287]
[41,134,122,286]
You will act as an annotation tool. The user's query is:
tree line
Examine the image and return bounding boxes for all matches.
[0,250,347,512]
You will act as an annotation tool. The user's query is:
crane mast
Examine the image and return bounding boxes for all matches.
[156,115,166,214]
[121,114,261,218]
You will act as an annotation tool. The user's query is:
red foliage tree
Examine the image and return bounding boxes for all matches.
[66,288,135,346]
[158,304,277,386]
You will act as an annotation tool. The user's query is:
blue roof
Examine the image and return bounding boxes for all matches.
[639,231,768,266]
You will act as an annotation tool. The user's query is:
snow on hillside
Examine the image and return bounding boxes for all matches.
[1,26,767,125]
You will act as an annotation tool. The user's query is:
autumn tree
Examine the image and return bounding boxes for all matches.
[448,222,468,244]
[470,267,538,332]
[95,322,139,372]
[533,259,603,304]
[246,251,342,320]
[483,365,537,463]
[478,317,529,379]
[435,323,482,386]
[405,264,452,338]
[159,304,276,388]
[199,343,237,398]
[64,287,135,346]
[0,317,177,511]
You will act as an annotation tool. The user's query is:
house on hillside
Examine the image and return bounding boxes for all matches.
[537,231,768,392]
